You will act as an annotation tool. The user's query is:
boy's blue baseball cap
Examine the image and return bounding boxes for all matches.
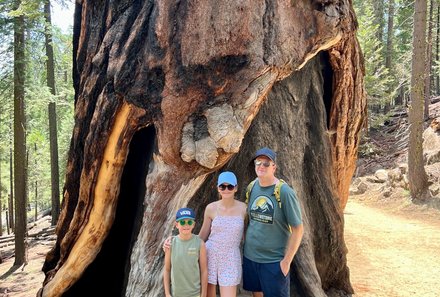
[176,207,195,221]
[254,147,276,162]
[217,171,237,186]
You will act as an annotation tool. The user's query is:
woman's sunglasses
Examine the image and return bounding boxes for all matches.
[254,160,273,167]
[178,219,194,226]
[218,184,235,191]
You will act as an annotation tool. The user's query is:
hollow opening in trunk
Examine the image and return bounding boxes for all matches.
[63,125,155,296]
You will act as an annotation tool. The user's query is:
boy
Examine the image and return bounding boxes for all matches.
[164,207,208,297]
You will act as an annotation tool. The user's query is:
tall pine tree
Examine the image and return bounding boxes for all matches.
[44,0,60,226]
[13,0,27,266]
[408,0,430,200]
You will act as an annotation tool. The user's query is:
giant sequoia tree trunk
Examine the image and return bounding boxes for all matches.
[39,1,366,296]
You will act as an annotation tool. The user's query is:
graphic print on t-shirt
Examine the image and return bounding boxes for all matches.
[187,247,197,255]
[250,195,274,224]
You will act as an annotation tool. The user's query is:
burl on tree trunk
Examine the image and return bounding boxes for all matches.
[39,1,365,297]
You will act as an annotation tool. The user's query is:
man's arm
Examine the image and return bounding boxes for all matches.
[163,246,172,297]
[280,224,304,276]
[199,241,208,297]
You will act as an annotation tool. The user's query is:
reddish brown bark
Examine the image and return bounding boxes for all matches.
[39,1,365,296]
[329,34,367,210]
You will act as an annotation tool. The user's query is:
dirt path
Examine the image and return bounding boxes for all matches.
[344,200,440,297]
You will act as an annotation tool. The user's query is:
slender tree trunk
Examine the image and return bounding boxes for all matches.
[48,103,60,224]
[425,0,434,119]
[385,0,395,70]
[6,210,10,235]
[35,180,38,222]
[383,0,395,113]
[0,161,2,237]
[0,110,2,237]
[384,0,395,113]
[373,0,385,49]
[409,0,430,200]
[436,4,440,95]
[26,149,29,212]
[9,120,14,232]
[34,143,38,223]
[395,85,403,106]
[44,0,61,225]
[13,0,28,266]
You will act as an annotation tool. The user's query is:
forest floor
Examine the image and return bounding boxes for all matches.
[1,193,440,297]
[0,216,55,297]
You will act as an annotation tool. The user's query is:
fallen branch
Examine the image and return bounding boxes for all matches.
[0,228,55,249]
[28,227,56,238]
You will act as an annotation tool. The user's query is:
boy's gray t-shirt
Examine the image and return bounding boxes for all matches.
[171,234,201,297]
[244,181,302,263]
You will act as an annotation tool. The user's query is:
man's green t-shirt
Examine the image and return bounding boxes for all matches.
[244,181,302,263]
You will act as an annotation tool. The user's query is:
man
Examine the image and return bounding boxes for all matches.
[243,147,304,297]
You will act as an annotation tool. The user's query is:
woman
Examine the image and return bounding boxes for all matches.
[198,171,246,297]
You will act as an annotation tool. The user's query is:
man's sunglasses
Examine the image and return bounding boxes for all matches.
[178,219,194,226]
[254,160,274,167]
[218,184,236,191]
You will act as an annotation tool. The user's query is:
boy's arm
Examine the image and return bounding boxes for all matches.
[163,247,172,297]
[199,241,208,297]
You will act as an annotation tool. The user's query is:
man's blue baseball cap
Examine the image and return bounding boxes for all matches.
[176,207,196,221]
[254,147,276,162]
[217,171,237,186]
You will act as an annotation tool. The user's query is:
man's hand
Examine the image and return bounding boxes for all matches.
[281,224,303,276]
[162,236,172,251]
[280,258,290,277]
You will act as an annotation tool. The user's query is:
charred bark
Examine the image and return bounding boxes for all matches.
[39,1,365,296]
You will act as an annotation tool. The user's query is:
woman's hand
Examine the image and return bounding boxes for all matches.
[162,236,172,251]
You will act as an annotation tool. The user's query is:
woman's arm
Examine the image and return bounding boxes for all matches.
[240,201,248,241]
[163,245,172,297]
[198,203,213,241]
[239,201,248,219]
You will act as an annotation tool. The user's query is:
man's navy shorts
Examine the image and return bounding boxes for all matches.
[242,256,290,297]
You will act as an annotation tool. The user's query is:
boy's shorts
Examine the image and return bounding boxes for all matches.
[242,256,290,297]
